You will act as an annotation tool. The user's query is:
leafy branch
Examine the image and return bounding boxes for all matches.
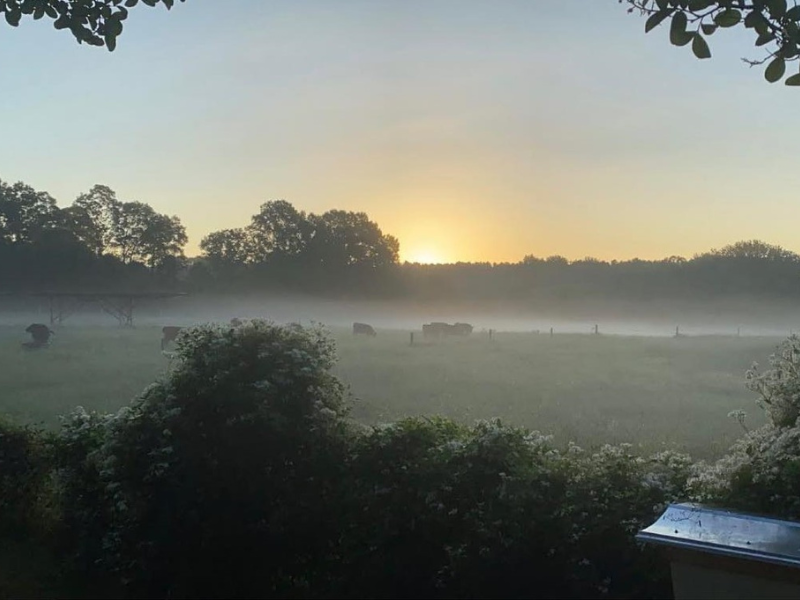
[622,0,800,85]
[0,0,185,51]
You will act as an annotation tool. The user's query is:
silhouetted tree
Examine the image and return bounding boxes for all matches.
[308,209,399,269]
[248,200,313,261]
[0,179,60,244]
[704,239,800,262]
[199,228,253,267]
[64,184,118,256]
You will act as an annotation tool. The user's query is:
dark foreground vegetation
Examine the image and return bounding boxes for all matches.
[3,321,799,599]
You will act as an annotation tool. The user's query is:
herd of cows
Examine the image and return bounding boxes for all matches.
[20,318,476,352]
[353,321,474,339]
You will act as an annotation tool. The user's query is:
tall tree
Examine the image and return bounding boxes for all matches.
[0,179,60,244]
[248,200,314,261]
[200,228,254,266]
[110,201,186,267]
[624,0,800,85]
[65,184,119,256]
[0,0,185,51]
[308,210,399,269]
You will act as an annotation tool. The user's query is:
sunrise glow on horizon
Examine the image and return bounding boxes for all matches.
[2,1,800,264]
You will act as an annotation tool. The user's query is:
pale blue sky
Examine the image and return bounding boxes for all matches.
[1,1,798,262]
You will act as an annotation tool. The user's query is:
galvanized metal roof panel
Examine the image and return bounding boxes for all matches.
[637,503,800,569]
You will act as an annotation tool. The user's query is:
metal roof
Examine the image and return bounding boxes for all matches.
[637,503,800,569]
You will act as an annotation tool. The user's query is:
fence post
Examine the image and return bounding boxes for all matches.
[594,324,599,335]
[550,327,554,337]
[489,329,494,340]
[410,332,414,346]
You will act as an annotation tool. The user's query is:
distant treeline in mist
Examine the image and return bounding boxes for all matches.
[4,177,800,305]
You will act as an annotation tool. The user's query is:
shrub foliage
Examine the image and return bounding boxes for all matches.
[5,322,800,598]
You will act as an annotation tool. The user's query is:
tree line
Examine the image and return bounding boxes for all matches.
[5,176,800,306]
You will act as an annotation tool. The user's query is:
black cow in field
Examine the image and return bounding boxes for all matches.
[452,322,473,336]
[423,322,450,339]
[25,323,54,347]
[353,322,377,337]
[161,326,183,350]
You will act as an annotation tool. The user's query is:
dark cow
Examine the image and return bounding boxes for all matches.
[25,323,54,347]
[422,322,473,339]
[353,322,377,337]
[452,322,473,336]
[422,322,451,339]
[161,326,183,350]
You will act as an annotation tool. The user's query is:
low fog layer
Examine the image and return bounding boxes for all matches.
[2,293,800,338]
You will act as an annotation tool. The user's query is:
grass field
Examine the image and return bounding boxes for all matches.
[0,324,781,459]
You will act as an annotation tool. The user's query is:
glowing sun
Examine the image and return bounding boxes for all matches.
[406,248,447,264]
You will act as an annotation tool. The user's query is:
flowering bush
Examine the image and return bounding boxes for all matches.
[744,335,800,428]
[689,336,800,519]
[54,320,353,598]
[38,327,800,598]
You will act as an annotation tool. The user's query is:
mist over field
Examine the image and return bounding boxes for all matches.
[2,290,795,461]
[3,292,799,338]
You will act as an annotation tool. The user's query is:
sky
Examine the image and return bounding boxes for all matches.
[1,0,799,264]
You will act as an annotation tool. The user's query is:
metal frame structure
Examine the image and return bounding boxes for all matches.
[25,292,187,327]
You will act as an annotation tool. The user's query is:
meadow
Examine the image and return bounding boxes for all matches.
[0,323,780,459]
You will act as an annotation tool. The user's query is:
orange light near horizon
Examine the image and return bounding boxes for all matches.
[404,248,448,264]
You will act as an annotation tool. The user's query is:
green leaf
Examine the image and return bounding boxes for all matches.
[701,23,718,35]
[784,73,800,85]
[756,31,776,45]
[105,35,117,52]
[765,56,786,82]
[688,0,712,10]
[141,0,157,6]
[163,0,174,8]
[656,0,669,9]
[44,4,57,18]
[787,5,800,20]
[766,0,787,17]
[105,16,122,37]
[53,15,69,30]
[692,33,712,58]
[646,9,671,33]
[715,8,741,27]
[33,6,44,19]
[744,10,761,28]
[670,12,694,46]
[124,0,138,6]
[4,9,20,26]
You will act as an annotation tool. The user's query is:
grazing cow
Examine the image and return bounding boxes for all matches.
[161,326,183,350]
[452,322,473,336]
[353,322,377,337]
[25,323,54,346]
[422,322,451,339]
